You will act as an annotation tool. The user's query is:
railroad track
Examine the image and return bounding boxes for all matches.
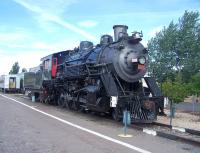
[131,122,200,146]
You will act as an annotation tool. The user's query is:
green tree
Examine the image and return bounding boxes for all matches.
[148,11,200,83]
[148,11,200,102]
[187,72,200,96]
[21,68,27,73]
[148,21,178,82]
[161,76,187,103]
[9,62,20,74]
[177,11,200,82]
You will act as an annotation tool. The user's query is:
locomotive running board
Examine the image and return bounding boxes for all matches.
[100,72,118,96]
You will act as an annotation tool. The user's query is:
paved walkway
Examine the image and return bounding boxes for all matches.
[0,94,199,153]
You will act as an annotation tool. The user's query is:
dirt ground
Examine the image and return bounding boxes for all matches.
[156,109,200,130]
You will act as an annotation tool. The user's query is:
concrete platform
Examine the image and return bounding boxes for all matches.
[0,93,199,153]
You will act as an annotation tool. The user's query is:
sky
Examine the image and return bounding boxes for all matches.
[0,0,200,75]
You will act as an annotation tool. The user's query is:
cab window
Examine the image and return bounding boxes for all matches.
[44,59,50,70]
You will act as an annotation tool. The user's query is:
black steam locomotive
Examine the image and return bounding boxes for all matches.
[24,25,163,123]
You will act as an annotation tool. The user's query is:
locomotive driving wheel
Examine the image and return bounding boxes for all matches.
[58,93,66,108]
[44,96,51,104]
[72,94,80,111]
[66,100,73,110]
[64,95,79,110]
[112,107,122,122]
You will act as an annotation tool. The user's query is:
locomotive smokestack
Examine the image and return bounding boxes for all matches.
[113,25,128,42]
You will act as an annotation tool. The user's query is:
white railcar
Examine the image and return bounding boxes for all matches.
[0,74,20,92]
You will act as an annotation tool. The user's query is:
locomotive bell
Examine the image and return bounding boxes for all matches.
[132,31,143,42]
[113,25,128,42]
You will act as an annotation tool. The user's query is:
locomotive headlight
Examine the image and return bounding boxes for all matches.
[138,56,146,64]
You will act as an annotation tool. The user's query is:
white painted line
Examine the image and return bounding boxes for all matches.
[143,129,157,136]
[172,126,186,133]
[0,94,151,153]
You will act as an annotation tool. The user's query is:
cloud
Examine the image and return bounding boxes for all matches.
[14,0,76,15]
[0,49,5,54]
[0,40,74,75]
[78,20,98,28]
[0,32,28,42]
[148,26,163,38]
[0,39,80,75]
[28,42,52,50]
[30,40,79,51]
[4,39,79,51]
[0,51,47,75]
[50,17,98,41]
[141,40,148,48]
[13,0,98,42]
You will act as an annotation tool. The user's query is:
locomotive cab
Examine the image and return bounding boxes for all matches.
[41,51,70,80]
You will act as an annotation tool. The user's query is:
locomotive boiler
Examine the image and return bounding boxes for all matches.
[24,25,163,123]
